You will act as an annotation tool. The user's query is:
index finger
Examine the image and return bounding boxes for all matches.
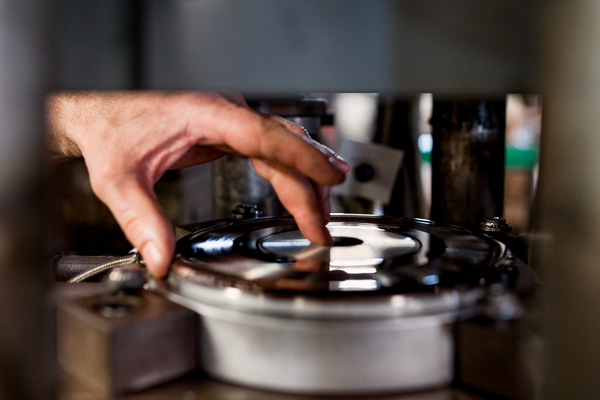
[183,95,349,184]
[266,114,350,174]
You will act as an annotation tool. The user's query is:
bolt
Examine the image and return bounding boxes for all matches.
[231,204,262,220]
[98,301,134,318]
[480,217,512,233]
[104,266,147,290]
[92,293,142,318]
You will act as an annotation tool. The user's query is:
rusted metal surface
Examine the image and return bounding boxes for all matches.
[57,287,198,397]
[430,99,506,227]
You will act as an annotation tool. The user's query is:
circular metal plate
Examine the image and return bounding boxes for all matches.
[174,214,507,296]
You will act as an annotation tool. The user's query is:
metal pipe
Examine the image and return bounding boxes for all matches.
[430,98,506,227]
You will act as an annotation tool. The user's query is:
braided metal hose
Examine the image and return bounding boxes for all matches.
[67,251,142,283]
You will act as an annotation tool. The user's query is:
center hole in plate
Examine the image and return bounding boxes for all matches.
[331,236,363,247]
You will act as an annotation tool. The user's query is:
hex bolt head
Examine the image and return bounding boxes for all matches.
[480,217,512,233]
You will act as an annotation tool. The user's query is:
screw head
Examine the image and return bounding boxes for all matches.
[480,217,512,233]
[231,204,262,220]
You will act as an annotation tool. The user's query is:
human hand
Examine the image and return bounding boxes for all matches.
[46,91,349,278]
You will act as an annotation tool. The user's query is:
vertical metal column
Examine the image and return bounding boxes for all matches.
[0,0,52,399]
[537,1,600,398]
[430,98,506,226]
[373,97,425,219]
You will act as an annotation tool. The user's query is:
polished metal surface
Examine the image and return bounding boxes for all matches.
[261,224,421,266]
[150,214,517,395]
[155,275,457,395]
[174,214,509,298]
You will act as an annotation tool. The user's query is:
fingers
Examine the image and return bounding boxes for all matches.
[61,92,350,279]
[89,173,175,278]
[266,114,350,176]
[252,158,333,246]
[169,145,226,170]
[313,179,332,223]
[184,95,348,246]
[185,96,349,185]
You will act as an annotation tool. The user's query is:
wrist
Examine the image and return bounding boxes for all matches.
[45,91,86,160]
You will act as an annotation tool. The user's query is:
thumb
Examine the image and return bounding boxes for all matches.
[91,177,175,278]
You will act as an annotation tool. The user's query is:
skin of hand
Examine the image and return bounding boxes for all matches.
[46,91,350,278]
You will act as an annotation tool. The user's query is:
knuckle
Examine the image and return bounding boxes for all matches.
[287,121,310,138]
[254,115,279,137]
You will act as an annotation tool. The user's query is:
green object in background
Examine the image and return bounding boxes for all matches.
[506,146,538,170]
[421,150,431,163]
[419,146,538,170]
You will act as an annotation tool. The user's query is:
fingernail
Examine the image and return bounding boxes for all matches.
[329,155,350,174]
[142,242,162,273]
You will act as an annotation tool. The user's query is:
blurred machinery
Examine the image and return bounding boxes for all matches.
[3,1,600,399]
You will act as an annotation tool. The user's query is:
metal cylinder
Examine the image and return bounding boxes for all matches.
[212,96,327,219]
[430,98,506,227]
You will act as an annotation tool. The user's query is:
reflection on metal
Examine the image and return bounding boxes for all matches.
[175,214,512,297]
[158,213,529,395]
[332,279,380,291]
[261,224,419,271]
[423,275,440,286]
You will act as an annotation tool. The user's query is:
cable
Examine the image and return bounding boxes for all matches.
[67,250,142,283]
